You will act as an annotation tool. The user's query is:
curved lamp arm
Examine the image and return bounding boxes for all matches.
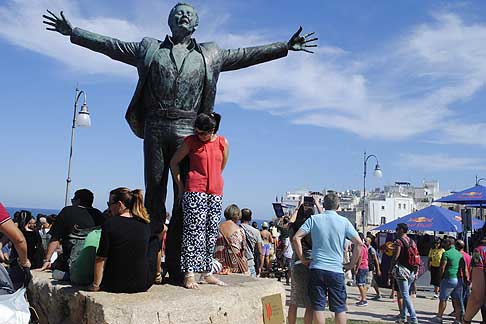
[72,89,87,128]
[364,153,382,178]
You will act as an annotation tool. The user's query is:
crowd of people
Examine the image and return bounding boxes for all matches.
[2,184,486,324]
[0,113,288,294]
[1,114,486,323]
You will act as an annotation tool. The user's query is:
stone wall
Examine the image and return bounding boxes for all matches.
[28,272,285,324]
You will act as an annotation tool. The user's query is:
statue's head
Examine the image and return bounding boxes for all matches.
[168,3,199,36]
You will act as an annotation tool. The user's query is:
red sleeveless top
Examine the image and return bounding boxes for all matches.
[184,135,226,195]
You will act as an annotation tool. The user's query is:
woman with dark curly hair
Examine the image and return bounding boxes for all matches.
[171,113,229,289]
[287,196,321,324]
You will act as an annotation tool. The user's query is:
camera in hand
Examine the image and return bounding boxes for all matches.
[303,196,314,206]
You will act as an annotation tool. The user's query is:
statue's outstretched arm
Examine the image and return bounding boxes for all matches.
[220,27,317,72]
[220,42,289,72]
[43,10,140,67]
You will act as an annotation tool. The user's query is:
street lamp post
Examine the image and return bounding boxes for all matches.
[362,151,383,232]
[64,86,91,206]
[476,176,486,186]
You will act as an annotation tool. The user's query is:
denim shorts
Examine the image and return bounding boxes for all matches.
[309,269,347,313]
[439,277,463,301]
[356,269,369,286]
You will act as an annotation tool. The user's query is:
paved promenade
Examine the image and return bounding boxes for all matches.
[283,283,483,323]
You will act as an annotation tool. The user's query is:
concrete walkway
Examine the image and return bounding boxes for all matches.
[282,282,483,323]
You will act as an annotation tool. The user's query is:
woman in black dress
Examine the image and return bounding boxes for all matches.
[22,217,45,269]
[88,187,152,293]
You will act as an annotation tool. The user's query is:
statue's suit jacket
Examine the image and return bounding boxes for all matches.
[71,28,289,139]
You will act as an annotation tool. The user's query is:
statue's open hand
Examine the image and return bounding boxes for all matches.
[288,26,318,53]
[43,10,73,36]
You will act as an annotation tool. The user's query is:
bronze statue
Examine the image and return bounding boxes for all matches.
[43,3,317,281]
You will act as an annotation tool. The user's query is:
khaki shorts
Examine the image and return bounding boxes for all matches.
[290,263,311,307]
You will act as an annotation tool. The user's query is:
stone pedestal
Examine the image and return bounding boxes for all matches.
[28,271,285,324]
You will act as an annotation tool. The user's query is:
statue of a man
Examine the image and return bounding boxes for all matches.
[43,3,316,280]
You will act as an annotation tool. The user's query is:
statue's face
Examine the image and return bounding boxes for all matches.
[168,4,198,35]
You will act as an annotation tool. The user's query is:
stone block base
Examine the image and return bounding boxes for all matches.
[28,271,285,324]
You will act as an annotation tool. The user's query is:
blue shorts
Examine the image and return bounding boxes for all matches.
[263,244,271,256]
[356,269,369,286]
[439,277,463,301]
[308,269,347,313]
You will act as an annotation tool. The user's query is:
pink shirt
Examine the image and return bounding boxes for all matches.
[461,250,472,281]
[359,244,369,270]
[0,202,10,225]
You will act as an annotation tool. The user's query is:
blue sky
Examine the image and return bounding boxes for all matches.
[1,0,486,219]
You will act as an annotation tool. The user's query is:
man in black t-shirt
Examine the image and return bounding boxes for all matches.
[73,188,105,226]
[39,189,96,274]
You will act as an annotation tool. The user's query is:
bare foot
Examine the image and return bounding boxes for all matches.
[201,274,226,286]
[184,275,199,289]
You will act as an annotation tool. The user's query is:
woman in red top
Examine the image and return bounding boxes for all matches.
[170,113,229,289]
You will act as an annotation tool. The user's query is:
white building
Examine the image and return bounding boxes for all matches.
[367,195,414,226]
[277,181,448,228]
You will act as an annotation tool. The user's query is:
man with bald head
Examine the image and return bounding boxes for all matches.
[43,2,317,281]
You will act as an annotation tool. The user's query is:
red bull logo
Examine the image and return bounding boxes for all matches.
[410,217,432,223]
[459,191,483,198]
[454,216,462,221]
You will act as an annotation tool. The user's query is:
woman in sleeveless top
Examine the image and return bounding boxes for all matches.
[171,113,229,289]
[214,204,248,275]
[288,196,320,324]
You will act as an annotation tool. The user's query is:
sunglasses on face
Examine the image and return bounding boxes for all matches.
[195,130,209,136]
[107,201,117,207]
[195,128,214,137]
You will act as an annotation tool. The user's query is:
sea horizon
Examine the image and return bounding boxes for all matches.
[4,206,274,227]
[5,206,60,218]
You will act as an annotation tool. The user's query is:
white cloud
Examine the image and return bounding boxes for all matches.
[0,0,146,77]
[434,123,486,145]
[1,1,486,143]
[399,153,486,171]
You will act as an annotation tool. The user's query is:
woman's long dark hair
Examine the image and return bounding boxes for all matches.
[290,205,314,238]
[14,210,33,229]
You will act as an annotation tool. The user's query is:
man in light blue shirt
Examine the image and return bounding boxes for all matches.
[293,193,362,324]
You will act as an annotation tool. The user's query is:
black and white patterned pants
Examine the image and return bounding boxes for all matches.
[181,192,223,273]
